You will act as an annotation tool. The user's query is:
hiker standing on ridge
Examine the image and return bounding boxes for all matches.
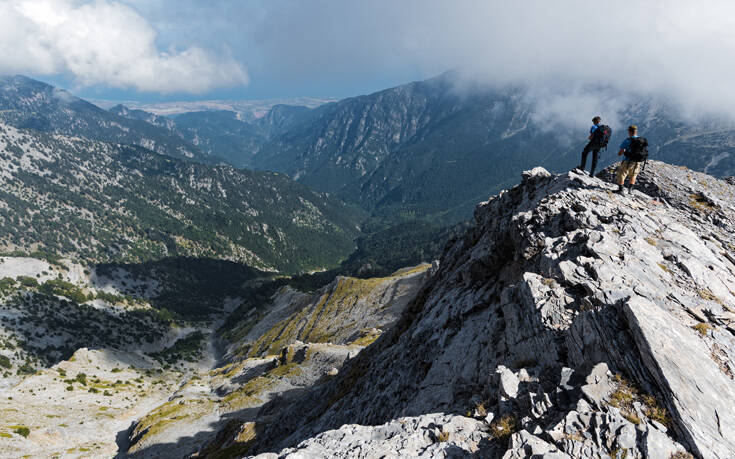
[578,116,611,177]
[615,125,649,194]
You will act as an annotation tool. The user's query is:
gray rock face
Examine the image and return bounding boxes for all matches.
[625,296,735,457]
[580,362,614,409]
[252,414,490,458]
[497,365,520,399]
[238,162,735,458]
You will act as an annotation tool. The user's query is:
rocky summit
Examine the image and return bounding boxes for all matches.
[224,161,735,459]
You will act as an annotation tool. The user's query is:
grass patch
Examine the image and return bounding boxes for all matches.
[436,429,450,442]
[642,394,670,427]
[610,447,628,458]
[698,289,725,306]
[350,330,382,347]
[133,398,215,444]
[689,193,716,211]
[657,263,671,273]
[692,323,712,337]
[473,402,487,417]
[609,375,641,424]
[609,374,672,428]
[489,415,518,443]
[644,237,658,246]
[13,426,30,437]
[199,420,259,459]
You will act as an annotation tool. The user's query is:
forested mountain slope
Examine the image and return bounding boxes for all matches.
[247,74,735,225]
[0,123,362,273]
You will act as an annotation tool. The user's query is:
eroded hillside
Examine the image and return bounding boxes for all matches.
[0,255,234,457]
[0,254,430,458]
[123,264,431,458]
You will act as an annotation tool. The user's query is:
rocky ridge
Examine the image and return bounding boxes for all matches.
[0,75,204,162]
[235,161,735,458]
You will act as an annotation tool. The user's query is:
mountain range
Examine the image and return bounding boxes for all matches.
[0,72,734,458]
[7,72,734,233]
[0,75,211,163]
[107,73,735,230]
[0,121,362,273]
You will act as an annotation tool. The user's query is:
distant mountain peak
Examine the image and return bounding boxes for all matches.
[0,76,207,162]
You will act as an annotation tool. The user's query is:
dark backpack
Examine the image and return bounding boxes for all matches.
[592,124,612,148]
[627,137,649,162]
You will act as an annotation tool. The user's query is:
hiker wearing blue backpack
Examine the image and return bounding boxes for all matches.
[615,125,649,194]
[578,116,611,177]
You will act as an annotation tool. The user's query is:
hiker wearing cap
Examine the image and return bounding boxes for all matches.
[578,116,611,177]
[615,125,649,194]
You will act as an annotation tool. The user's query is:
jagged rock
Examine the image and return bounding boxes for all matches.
[642,424,688,458]
[624,295,735,457]
[522,167,552,181]
[616,423,637,449]
[580,362,614,409]
[497,365,520,399]
[503,430,564,458]
[252,414,490,458]
[233,162,735,459]
[558,368,572,387]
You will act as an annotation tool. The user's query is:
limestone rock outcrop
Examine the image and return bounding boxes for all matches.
[240,161,735,458]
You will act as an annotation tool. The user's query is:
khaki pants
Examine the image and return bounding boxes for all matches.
[616,159,642,183]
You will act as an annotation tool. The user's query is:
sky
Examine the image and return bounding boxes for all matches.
[1,0,735,115]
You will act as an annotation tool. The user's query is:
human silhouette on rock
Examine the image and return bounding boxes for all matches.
[578,116,611,177]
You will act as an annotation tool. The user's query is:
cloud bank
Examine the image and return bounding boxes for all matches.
[2,0,734,117]
[0,0,248,93]
[240,0,735,118]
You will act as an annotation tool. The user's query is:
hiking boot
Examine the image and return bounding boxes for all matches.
[615,184,625,194]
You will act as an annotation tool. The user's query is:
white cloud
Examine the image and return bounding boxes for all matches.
[241,0,735,118]
[0,0,248,93]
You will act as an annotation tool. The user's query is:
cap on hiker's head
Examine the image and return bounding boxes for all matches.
[628,125,638,132]
[592,116,601,123]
